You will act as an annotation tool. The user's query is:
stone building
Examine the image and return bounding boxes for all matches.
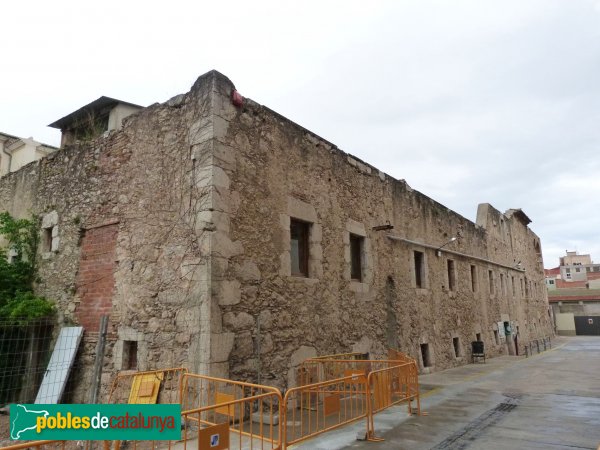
[0,71,553,399]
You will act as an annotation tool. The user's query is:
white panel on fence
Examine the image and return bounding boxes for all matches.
[35,326,84,404]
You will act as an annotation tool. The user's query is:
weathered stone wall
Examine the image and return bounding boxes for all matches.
[0,70,554,399]
[203,72,554,387]
[0,72,230,400]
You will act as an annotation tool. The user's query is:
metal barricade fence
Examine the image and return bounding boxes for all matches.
[298,359,398,387]
[365,361,421,441]
[101,373,282,450]
[290,356,422,446]
[388,349,417,365]
[1,354,422,450]
[282,374,369,448]
[179,373,282,450]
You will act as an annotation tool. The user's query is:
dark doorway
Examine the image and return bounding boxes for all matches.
[574,316,600,335]
[421,343,431,368]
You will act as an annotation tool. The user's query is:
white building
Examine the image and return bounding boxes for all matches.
[0,132,57,177]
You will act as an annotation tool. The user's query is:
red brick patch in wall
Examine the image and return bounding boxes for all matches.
[75,223,118,332]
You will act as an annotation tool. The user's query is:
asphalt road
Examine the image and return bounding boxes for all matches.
[342,336,600,450]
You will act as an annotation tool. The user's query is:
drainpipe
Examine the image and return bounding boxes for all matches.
[1,140,12,173]
[256,314,262,385]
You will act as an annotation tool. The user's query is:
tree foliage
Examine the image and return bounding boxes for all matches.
[0,212,54,320]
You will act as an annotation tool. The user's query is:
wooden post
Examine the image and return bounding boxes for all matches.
[90,315,108,404]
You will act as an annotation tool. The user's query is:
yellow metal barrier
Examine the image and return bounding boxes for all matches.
[282,374,369,448]
[107,367,188,404]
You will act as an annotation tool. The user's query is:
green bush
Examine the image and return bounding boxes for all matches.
[0,212,54,320]
[0,291,55,323]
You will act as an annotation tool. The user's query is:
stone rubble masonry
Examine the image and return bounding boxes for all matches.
[0,70,554,400]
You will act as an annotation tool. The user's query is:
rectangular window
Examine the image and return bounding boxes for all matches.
[453,337,461,357]
[493,330,499,345]
[42,227,53,252]
[476,333,481,341]
[349,233,364,281]
[488,270,494,294]
[420,343,431,367]
[290,219,310,277]
[470,265,477,292]
[500,273,505,296]
[447,259,456,291]
[414,251,425,288]
[511,276,516,296]
[575,267,581,273]
[549,279,555,285]
[123,341,138,370]
[566,268,571,273]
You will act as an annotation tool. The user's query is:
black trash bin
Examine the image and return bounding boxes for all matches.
[471,340,485,363]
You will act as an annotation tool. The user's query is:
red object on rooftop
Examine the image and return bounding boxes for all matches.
[231,90,243,107]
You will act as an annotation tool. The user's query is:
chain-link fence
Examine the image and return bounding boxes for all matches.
[0,318,53,405]
[0,317,91,446]
[0,318,86,406]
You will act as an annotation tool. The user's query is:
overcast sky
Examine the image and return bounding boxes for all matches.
[2,0,599,268]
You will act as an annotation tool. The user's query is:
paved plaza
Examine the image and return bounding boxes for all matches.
[299,336,600,450]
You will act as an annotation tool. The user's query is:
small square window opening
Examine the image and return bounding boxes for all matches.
[123,341,138,370]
